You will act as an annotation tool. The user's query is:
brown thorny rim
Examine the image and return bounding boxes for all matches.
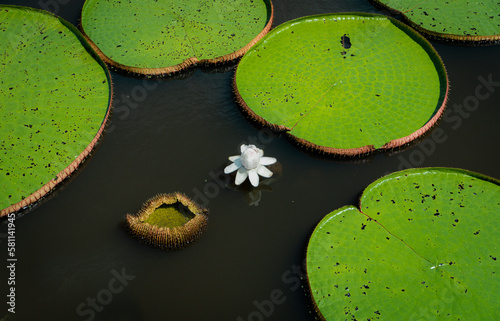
[125,192,209,249]
[232,14,450,156]
[79,1,275,76]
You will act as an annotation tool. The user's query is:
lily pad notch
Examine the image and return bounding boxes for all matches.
[370,0,500,45]
[234,12,449,156]
[80,0,274,76]
[125,192,209,250]
[0,6,112,217]
[306,167,499,320]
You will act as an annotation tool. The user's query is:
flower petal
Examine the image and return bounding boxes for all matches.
[235,167,248,185]
[224,162,240,174]
[256,165,273,178]
[248,170,260,187]
[260,157,277,165]
[241,147,260,170]
[232,157,242,168]
[228,155,240,162]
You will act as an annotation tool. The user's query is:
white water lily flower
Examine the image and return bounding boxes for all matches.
[224,144,277,187]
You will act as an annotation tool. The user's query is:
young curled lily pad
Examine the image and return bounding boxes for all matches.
[0,5,112,217]
[125,192,209,250]
[80,0,274,75]
[234,13,449,156]
[371,0,500,44]
[306,168,499,320]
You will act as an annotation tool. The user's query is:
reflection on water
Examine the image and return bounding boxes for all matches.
[228,178,276,206]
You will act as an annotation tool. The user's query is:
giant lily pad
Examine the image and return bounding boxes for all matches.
[306,168,499,320]
[80,0,273,75]
[234,13,449,156]
[0,6,112,216]
[371,0,500,44]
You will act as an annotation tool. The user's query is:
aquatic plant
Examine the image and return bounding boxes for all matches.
[306,167,500,320]
[224,144,277,187]
[371,0,500,44]
[234,13,449,156]
[0,5,112,217]
[80,0,274,75]
[125,192,209,250]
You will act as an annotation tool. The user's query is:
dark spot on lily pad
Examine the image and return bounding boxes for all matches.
[341,34,351,49]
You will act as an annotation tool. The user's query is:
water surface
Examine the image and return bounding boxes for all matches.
[1,0,499,320]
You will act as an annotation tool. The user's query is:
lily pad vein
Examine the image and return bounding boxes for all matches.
[358,208,432,265]
[179,16,198,60]
[290,82,337,131]
[402,0,429,14]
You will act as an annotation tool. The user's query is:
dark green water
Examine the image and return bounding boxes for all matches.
[1,0,499,320]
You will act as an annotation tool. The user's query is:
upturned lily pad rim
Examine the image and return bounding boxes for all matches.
[0,5,113,217]
[125,192,209,250]
[233,12,449,156]
[370,0,500,45]
[364,167,500,193]
[134,192,208,221]
[305,167,500,320]
[79,0,274,76]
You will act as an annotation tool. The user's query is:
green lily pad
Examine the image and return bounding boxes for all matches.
[371,0,500,44]
[306,168,500,320]
[0,5,112,216]
[234,12,449,156]
[80,0,273,75]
